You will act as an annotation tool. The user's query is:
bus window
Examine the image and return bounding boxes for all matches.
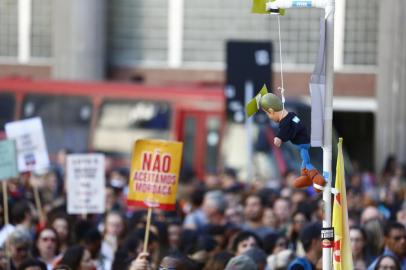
[182,116,197,167]
[93,100,171,153]
[22,94,92,153]
[205,116,221,172]
[0,92,15,131]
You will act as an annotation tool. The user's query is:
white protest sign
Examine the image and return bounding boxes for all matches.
[5,117,50,173]
[67,154,105,214]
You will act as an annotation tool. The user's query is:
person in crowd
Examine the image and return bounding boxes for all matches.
[262,207,278,229]
[58,245,95,270]
[267,249,295,270]
[166,220,182,251]
[188,234,218,267]
[50,214,71,253]
[33,227,59,270]
[204,171,222,190]
[6,229,32,269]
[397,207,406,228]
[205,224,230,252]
[350,225,374,269]
[17,258,47,270]
[83,228,107,270]
[221,168,241,190]
[263,232,289,256]
[287,222,322,270]
[363,218,385,258]
[361,206,384,225]
[224,255,257,270]
[243,193,274,239]
[373,254,401,270]
[231,231,262,256]
[288,210,310,256]
[130,251,199,270]
[182,186,207,231]
[243,247,268,270]
[202,251,233,270]
[105,186,122,214]
[159,251,199,270]
[368,222,406,270]
[289,190,309,214]
[379,155,400,187]
[225,205,244,227]
[0,199,15,247]
[201,190,228,228]
[11,200,35,238]
[101,211,126,268]
[273,197,291,231]
[129,252,150,270]
[134,228,161,269]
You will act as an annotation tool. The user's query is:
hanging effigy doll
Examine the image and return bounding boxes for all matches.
[246,85,326,193]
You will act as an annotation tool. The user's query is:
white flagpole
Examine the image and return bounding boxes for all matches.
[322,0,335,269]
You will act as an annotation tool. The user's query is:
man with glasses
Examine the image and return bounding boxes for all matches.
[368,222,406,270]
[6,229,32,269]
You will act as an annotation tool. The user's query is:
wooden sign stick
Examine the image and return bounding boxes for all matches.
[143,207,152,253]
[2,181,11,270]
[33,185,45,224]
[2,182,9,226]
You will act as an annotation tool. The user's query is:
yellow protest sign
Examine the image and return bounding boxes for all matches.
[127,139,183,211]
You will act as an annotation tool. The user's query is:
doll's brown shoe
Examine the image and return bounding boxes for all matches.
[293,168,312,188]
[307,169,326,193]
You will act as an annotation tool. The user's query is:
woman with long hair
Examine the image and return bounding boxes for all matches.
[59,245,95,270]
[33,227,59,270]
[350,226,374,270]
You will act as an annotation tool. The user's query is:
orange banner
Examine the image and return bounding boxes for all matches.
[127,139,183,211]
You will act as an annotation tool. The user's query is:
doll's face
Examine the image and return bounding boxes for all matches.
[264,108,280,122]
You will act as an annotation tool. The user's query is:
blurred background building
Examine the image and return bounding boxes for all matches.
[0,0,404,177]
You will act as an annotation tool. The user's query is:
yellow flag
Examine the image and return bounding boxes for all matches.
[332,138,354,270]
[251,0,268,14]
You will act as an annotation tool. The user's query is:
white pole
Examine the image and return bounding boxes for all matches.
[334,0,345,70]
[18,0,32,63]
[167,0,184,68]
[322,0,335,269]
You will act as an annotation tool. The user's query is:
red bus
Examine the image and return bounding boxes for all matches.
[0,78,225,179]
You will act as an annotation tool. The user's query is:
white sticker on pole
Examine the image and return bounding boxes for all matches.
[67,154,106,214]
[5,117,50,173]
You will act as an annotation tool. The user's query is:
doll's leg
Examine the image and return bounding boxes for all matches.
[293,144,313,188]
[298,144,314,170]
[297,144,325,193]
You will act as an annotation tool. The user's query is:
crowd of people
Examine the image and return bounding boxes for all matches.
[0,149,405,270]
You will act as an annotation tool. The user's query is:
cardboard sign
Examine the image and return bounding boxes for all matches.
[0,140,18,180]
[127,139,183,211]
[67,154,105,214]
[5,117,50,173]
